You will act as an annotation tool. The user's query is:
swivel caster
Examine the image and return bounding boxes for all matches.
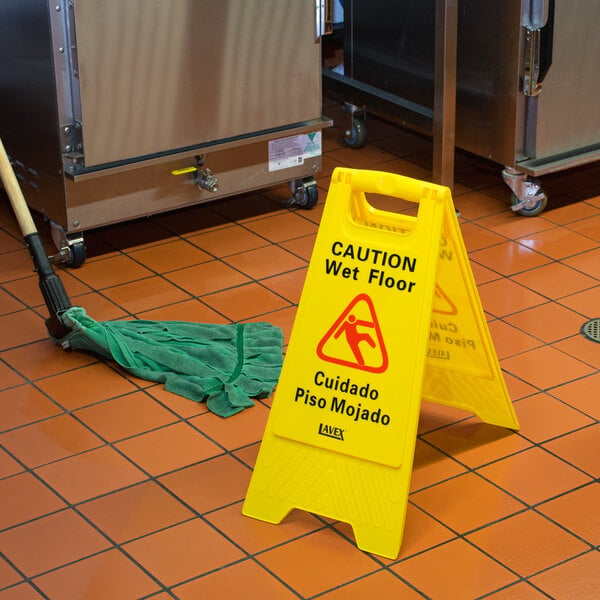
[502,167,548,216]
[289,177,319,209]
[343,102,367,149]
[50,221,86,267]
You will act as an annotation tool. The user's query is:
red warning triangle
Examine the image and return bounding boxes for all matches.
[432,284,458,315]
[317,293,388,373]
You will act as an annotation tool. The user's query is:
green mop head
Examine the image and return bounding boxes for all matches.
[55,306,284,417]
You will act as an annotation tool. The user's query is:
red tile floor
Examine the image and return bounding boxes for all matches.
[1,97,599,599]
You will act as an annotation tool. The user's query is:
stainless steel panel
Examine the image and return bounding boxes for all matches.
[63,139,323,231]
[71,0,322,167]
[0,0,69,225]
[454,0,524,165]
[0,0,63,180]
[70,117,331,181]
[528,0,600,159]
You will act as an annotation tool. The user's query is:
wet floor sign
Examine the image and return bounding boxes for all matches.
[243,168,519,559]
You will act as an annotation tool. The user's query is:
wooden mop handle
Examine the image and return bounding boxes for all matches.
[0,137,38,236]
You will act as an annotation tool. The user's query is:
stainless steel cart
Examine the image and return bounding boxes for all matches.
[0,0,331,265]
[324,0,600,215]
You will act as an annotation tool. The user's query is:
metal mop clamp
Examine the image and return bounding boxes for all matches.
[0,137,73,340]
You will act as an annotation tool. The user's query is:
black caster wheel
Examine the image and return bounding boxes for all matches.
[290,177,319,209]
[344,118,367,149]
[50,221,87,267]
[65,237,86,268]
[511,191,548,216]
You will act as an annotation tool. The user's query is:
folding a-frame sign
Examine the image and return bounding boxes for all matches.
[243,168,519,559]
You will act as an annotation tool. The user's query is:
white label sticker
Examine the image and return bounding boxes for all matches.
[268,132,322,172]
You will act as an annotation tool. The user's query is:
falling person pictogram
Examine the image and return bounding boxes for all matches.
[333,313,376,366]
[317,293,388,373]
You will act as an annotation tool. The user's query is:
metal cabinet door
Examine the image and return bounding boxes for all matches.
[65,0,321,167]
[527,0,600,159]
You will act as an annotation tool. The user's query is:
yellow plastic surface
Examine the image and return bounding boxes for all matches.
[423,205,520,428]
[272,169,445,468]
[243,167,519,559]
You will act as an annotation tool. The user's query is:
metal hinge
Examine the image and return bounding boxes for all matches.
[523,26,542,97]
[315,0,333,39]
[523,0,553,97]
[60,122,84,174]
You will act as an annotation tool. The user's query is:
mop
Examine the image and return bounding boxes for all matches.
[0,137,283,417]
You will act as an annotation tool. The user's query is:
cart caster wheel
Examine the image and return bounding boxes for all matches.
[290,177,319,209]
[511,191,548,216]
[50,222,87,267]
[65,238,86,268]
[344,118,367,149]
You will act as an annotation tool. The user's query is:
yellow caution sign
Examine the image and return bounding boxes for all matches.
[243,168,519,559]
[422,210,519,428]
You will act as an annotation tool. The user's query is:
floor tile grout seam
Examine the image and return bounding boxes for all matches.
[0,380,141,437]
[84,220,312,318]
[1,445,255,538]
[532,424,599,480]
[477,222,600,266]
[0,432,285,593]
[171,555,309,600]
[0,354,38,386]
[243,524,397,600]
[515,388,600,430]
[454,471,598,549]
[392,521,528,588]
[464,473,597,547]
[2,522,173,597]
[493,309,596,347]
[0,565,51,599]
[478,271,599,318]
[0,460,184,597]
[0,378,208,446]
[402,500,589,587]
[0,282,38,313]
[501,338,599,378]
[4,398,428,598]
[1,385,539,493]
[308,555,433,600]
[3,466,592,591]
[1,334,271,440]
[0,401,238,505]
[474,579,555,600]
[2,394,286,529]
[31,254,600,333]
[414,433,525,475]
[412,435,595,514]
[479,548,598,600]
[0,378,589,476]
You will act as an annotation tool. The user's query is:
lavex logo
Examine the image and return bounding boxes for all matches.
[318,423,345,441]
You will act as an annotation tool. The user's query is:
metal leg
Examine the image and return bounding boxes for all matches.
[432,0,458,192]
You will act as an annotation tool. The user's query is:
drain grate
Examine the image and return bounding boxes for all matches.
[580,318,600,343]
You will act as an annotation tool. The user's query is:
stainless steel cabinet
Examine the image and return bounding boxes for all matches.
[0,0,330,264]
[326,0,600,215]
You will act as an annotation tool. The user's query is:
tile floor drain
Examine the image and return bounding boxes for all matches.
[580,318,600,343]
